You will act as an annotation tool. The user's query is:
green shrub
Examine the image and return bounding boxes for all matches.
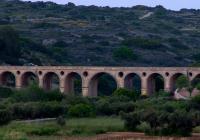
[68,103,95,118]
[121,111,141,131]
[154,5,167,18]
[113,88,139,100]
[0,109,11,126]
[136,122,151,133]
[9,102,65,119]
[0,26,21,64]
[190,95,200,110]
[196,83,200,90]
[95,99,111,115]
[121,109,195,136]
[109,101,135,115]
[95,98,135,116]
[113,46,137,60]
[122,37,164,50]
[0,87,13,98]
[64,96,91,106]
[11,84,64,102]
[165,110,193,136]
[2,131,28,140]
[153,90,171,98]
[27,127,60,136]
[57,116,66,126]
[175,75,190,89]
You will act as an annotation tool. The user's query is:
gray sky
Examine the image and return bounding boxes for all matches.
[23,0,200,10]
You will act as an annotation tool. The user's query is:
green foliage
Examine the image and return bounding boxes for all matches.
[122,109,194,136]
[190,95,200,110]
[136,122,151,133]
[164,110,193,136]
[27,127,60,136]
[191,77,200,88]
[154,5,167,18]
[9,102,65,119]
[121,111,141,131]
[0,87,13,98]
[0,1,199,66]
[153,90,171,98]
[0,26,21,64]
[95,97,135,116]
[64,96,91,106]
[113,88,140,100]
[0,109,11,126]
[68,103,95,118]
[0,117,123,138]
[175,75,190,89]
[11,84,64,102]
[122,37,164,50]
[167,38,188,49]
[57,116,66,126]
[113,46,137,60]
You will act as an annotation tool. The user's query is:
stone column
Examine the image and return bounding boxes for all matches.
[164,77,171,93]
[141,77,148,96]
[59,76,65,93]
[117,77,124,88]
[82,78,89,97]
[15,75,22,89]
[38,76,44,89]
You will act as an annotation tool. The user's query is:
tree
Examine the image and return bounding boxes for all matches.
[113,46,137,60]
[175,75,190,89]
[0,26,21,64]
[121,111,141,131]
[113,88,140,100]
[68,103,95,117]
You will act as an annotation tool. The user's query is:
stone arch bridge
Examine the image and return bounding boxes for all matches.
[0,66,199,96]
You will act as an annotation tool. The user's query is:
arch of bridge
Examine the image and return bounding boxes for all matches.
[0,66,199,96]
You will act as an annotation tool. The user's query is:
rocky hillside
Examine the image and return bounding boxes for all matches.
[1,0,200,66]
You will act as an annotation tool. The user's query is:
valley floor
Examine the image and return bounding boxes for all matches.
[1,117,200,140]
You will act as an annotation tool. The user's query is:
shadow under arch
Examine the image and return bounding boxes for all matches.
[64,72,82,96]
[124,73,141,93]
[170,73,185,92]
[147,73,165,95]
[21,72,39,88]
[43,72,60,91]
[88,72,118,97]
[0,71,16,88]
[191,74,200,88]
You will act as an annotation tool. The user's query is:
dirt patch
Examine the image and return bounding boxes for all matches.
[96,132,200,140]
[30,132,200,140]
[75,132,200,140]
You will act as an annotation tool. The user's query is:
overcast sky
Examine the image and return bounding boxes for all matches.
[22,0,200,10]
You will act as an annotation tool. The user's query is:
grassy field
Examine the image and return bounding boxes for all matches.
[0,117,124,140]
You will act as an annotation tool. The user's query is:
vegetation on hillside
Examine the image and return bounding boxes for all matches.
[0,0,200,66]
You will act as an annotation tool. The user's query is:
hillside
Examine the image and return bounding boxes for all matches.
[1,0,200,66]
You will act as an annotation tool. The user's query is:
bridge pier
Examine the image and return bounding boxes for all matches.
[118,78,125,88]
[59,77,65,93]
[16,75,22,89]
[164,77,171,93]
[82,87,89,97]
[141,77,148,96]
[38,76,44,89]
